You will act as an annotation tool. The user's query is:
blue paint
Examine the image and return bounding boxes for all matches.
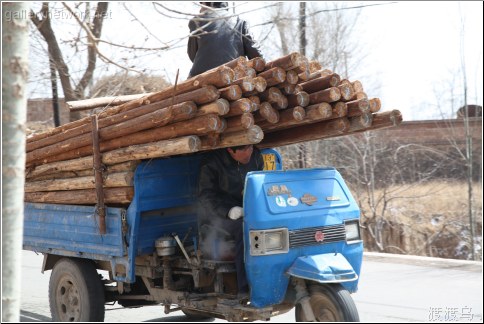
[23,151,362,304]
[243,168,363,308]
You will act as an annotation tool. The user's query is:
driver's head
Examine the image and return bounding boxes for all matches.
[227,145,253,165]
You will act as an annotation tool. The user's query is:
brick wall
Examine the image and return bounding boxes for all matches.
[27,98,70,126]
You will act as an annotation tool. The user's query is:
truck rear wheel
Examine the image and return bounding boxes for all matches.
[295,283,359,322]
[49,258,105,322]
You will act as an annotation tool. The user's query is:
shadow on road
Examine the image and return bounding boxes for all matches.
[20,310,52,322]
[144,314,215,322]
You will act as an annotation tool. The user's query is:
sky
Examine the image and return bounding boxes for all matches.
[26,1,483,122]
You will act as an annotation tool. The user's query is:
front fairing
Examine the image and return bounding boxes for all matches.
[243,168,363,308]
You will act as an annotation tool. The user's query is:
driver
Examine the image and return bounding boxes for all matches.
[197,144,263,296]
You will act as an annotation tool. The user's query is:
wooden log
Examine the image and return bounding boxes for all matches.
[251,76,267,93]
[102,136,201,165]
[294,58,310,81]
[309,60,322,73]
[27,84,218,147]
[287,91,310,108]
[338,82,355,101]
[350,91,368,101]
[25,171,134,193]
[265,52,301,71]
[147,65,233,101]
[253,102,280,124]
[247,96,260,112]
[285,69,299,85]
[26,156,141,181]
[160,102,197,124]
[233,66,248,79]
[67,93,154,112]
[257,67,286,87]
[346,98,370,117]
[223,56,248,69]
[368,98,381,113]
[308,87,341,105]
[196,99,230,116]
[306,69,333,82]
[225,98,253,117]
[258,106,306,132]
[80,66,230,121]
[45,67,231,143]
[351,80,364,93]
[258,118,350,148]
[26,106,174,164]
[200,133,220,149]
[225,112,254,132]
[232,76,255,92]
[219,84,242,101]
[278,83,297,95]
[218,125,264,147]
[298,73,341,93]
[305,102,333,121]
[101,114,221,152]
[370,110,403,128]
[273,96,288,110]
[247,95,260,105]
[257,87,284,104]
[24,187,134,205]
[245,67,256,78]
[215,118,227,134]
[331,110,403,139]
[348,113,373,131]
[247,57,266,72]
[27,100,197,153]
[331,102,348,118]
[28,169,94,181]
[33,114,220,164]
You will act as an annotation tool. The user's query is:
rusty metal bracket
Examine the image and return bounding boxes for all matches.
[91,115,106,234]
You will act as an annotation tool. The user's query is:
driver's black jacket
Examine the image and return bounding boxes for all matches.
[197,147,264,228]
[187,10,263,77]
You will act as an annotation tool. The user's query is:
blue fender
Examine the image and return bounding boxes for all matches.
[286,253,358,283]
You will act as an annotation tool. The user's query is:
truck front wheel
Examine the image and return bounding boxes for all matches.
[49,258,105,322]
[295,283,359,322]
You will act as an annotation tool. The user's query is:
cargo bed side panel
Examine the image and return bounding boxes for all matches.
[23,203,125,257]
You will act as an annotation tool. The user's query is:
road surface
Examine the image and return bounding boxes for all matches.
[20,251,482,322]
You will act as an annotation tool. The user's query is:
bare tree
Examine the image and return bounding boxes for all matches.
[30,2,109,121]
[2,2,30,321]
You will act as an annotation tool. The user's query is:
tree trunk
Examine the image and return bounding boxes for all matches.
[2,3,30,321]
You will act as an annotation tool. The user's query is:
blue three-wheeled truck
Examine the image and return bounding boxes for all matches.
[23,149,363,322]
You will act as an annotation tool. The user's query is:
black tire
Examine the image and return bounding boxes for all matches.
[181,307,214,320]
[49,258,105,322]
[295,283,359,322]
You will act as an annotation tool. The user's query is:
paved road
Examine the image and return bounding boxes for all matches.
[20,251,482,322]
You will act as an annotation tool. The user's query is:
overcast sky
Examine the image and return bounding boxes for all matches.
[27,1,483,121]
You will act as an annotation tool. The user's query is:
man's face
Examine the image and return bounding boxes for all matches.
[228,145,253,164]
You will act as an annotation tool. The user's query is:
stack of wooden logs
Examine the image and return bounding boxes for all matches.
[25,52,402,206]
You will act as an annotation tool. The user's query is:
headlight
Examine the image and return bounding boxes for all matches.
[249,228,289,256]
[344,219,361,243]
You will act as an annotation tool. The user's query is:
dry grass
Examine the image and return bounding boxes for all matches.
[352,180,482,259]
[354,181,482,223]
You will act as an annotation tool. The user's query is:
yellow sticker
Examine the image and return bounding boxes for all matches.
[263,153,276,171]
